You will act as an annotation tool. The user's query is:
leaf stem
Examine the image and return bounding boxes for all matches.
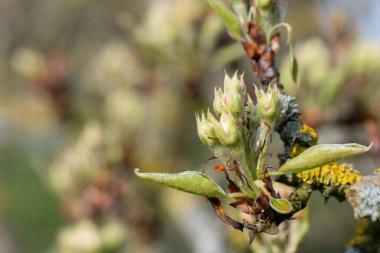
[255,120,271,179]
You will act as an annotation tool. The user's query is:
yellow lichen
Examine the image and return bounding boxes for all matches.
[296,163,362,188]
[289,143,307,158]
[289,123,362,196]
[289,124,318,158]
[299,124,318,145]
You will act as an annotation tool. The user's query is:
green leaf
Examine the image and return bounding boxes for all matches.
[289,43,298,83]
[267,22,298,83]
[267,143,372,176]
[135,169,228,198]
[206,0,241,40]
[231,1,247,23]
[270,197,293,214]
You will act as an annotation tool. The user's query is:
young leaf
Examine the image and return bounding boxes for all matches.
[135,169,228,198]
[267,22,298,83]
[270,197,293,214]
[206,0,241,40]
[289,43,299,83]
[267,143,372,176]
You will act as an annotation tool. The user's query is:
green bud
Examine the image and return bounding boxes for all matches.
[222,73,247,114]
[213,87,224,115]
[209,111,240,146]
[196,112,218,146]
[223,72,232,92]
[246,95,255,114]
[246,96,260,126]
[255,85,282,122]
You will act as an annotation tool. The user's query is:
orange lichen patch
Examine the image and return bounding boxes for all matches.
[296,163,362,188]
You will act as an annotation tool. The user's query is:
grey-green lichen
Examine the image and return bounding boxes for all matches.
[275,94,317,164]
[346,173,380,222]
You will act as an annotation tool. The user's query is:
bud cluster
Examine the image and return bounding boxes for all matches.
[137,68,372,246]
[135,0,377,248]
[197,72,283,148]
[193,71,288,241]
[196,72,248,147]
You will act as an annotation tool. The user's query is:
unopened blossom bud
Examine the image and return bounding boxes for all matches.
[209,111,240,146]
[223,72,232,92]
[255,85,282,122]
[246,96,260,126]
[246,95,255,115]
[222,73,247,114]
[213,87,224,115]
[196,112,218,146]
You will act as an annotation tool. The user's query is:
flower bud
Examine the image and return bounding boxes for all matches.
[246,96,260,126]
[196,112,218,146]
[255,85,282,122]
[246,95,254,114]
[213,87,223,115]
[223,72,232,92]
[222,73,247,114]
[209,111,240,146]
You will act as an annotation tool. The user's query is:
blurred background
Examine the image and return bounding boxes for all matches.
[0,0,379,252]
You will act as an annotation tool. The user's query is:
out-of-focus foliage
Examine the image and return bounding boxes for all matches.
[0,0,379,253]
[0,0,229,252]
[280,37,380,126]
